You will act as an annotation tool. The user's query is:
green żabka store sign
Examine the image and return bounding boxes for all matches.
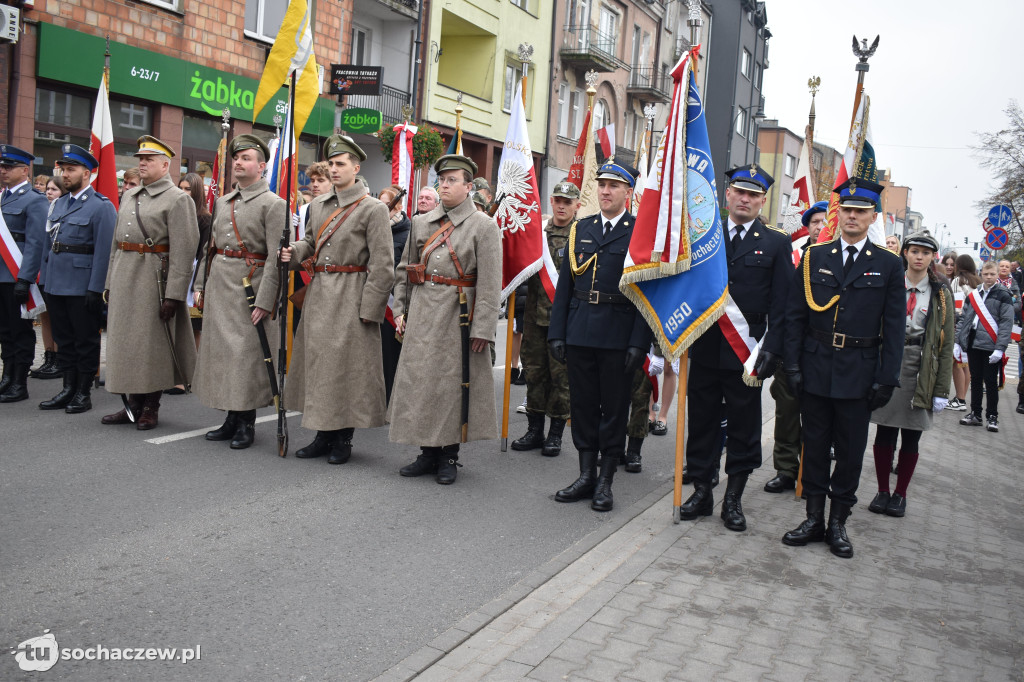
[36,23,336,137]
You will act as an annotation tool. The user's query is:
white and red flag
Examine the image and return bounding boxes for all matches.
[0,212,44,316]
[596,123,615,161]
[391,123,417,217]
[494,80,543,299]
[781,138,813,237]
[89,77,119,210]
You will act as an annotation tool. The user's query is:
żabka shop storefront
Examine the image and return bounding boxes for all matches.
[33,23,337,189]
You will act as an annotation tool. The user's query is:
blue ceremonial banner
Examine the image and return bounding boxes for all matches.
[619,50,727,362]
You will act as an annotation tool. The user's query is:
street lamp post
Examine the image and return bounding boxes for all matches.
[725,101,765,170]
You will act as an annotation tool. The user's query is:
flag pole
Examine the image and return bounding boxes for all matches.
[849,36,878,131]
[674,0,705,523]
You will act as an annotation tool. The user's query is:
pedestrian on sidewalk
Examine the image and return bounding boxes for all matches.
[281,135,394,465]
[101,136,199,430]
[947,255,980,411]
[956,260,1014,432]
[867,234,954,518]
[781,178,905,558]
[193,135,285,450]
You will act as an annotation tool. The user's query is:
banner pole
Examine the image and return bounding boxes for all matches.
[501,291,515,452]
[673,349,688,522]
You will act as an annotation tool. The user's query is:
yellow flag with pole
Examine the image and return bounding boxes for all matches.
[252,0,319,135]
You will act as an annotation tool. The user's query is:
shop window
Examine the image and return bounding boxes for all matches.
[35,89,91,129]
[114,102,152,138]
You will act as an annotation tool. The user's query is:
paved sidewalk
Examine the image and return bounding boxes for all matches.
[376,379,1024,682]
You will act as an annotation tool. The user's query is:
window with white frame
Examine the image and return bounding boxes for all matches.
[593,98,608,131]
[735,108,748,138]
[245,0,289,43]
[740,49,752,78]
[138,0,181,12]
[557,83,570,138]
[351,25,371,65]
[570,89,584,138]
[598,5,618,53]
[782,192,790,209]
[784,154,797,177]
[502,64,518,112]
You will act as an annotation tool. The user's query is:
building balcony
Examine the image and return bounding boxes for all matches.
[626,66,670,102]
[343,84,411,126]
[559,25,629,73]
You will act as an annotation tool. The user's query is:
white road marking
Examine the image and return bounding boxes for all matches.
[146,412,301,445]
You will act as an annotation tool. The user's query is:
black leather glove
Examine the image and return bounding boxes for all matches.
[752,350,778,380]
[85,290,104,314]
[867,383,895,411]
[624,346,645,375]
[159,299,180,322]
[783,365,803,395]
[13,279,31,304]
[548,339,566,365]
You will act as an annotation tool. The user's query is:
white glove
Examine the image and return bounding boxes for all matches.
[989,349,1004,364]
[291,212,300,228]
[647,354,664,376]
[953,344,963,362]
[932,397,948,413]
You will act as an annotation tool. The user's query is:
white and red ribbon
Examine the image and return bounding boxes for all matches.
[967,289,999,344]
[717,294,763,384]
[538,221,559,303]
[0,213,43,317]
[392,123,417,217]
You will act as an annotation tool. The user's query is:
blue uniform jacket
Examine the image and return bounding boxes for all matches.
[784,239,906,399]
[689,218,792,370]
[1,183,49,285]
[548,211,651,351]
[42,187,117,296]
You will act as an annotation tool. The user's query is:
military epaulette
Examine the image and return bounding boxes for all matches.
[765,224,788,235]
[806,239,835,249]
[873,241,898,255]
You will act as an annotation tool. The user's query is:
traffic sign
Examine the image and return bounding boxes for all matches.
[988,204,1013,228]
[985,227,1009,251]
[979,246,991,262]
[982,218,993,232]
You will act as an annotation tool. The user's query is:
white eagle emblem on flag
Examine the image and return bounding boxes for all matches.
[495,160,538,235]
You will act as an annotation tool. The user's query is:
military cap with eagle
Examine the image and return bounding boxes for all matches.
[834,177,884,209]
[725,163,774,194]
[323,134,367,162]
[134,135,175,158]
[228,134,270,162]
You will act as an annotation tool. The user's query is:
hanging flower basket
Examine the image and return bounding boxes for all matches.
[376,124,444,169]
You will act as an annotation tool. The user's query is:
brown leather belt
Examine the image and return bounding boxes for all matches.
[216,247,267,261]
[117,241,169,254]
[313,264,367,274]
[419,273,476,287]
[809,328,881,349]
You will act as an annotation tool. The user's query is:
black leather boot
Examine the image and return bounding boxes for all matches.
[229,410,257,449]
[511,413,546,451]
[401,447,440,476]
[0,363,12,394]
[296,430,337,458]
[436,445,461,484]
[328,428,355,464]
[624,437,643,473]
[206,411,239,441]
[39,371,77,410]
[555,451,598,502]
[681,464,690,485]
[680,481,714,519]
[825,501,854,558]
[31,350,62,379]
[0,364,30,403]
[782,494,827,546]
[764,473,796,493]
[591,453,617,511]
[541,418,565,457]
[720,473,748,531]
[65,373,94,414]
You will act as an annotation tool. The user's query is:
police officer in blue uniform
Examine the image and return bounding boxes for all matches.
[548,161,651,512]
[679,164,792,532]
[37,145,116,413]
[0,144,49,403]
[782,177,905,558]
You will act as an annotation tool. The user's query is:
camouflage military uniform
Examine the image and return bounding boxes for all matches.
[627,367,653,439]
[521,219,571,420]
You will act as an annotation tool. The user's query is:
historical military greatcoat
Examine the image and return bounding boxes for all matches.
[388,196,502,446]
[192,179,285,411]
[283,183,394,431]
[104,174,199,393]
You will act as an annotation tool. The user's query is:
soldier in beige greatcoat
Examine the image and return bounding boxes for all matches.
[192,135,285,450]
[390,154,502,485]
[102,136,198,430]
[279,135,394,465]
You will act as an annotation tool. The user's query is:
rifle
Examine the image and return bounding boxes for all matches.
[386,187,407,212]
[243,275,280,404]
[459,290,470,443]
[485,192,505,218]
[275,73,297,458]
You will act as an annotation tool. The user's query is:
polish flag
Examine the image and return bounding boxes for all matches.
[596,123,615,161]
[391,123,417,217]
[89,77,119,210]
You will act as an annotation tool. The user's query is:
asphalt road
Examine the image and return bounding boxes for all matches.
[1,320,775,681]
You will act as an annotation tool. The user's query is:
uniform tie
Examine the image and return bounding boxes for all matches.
[1,188,8,202]
[731,225,744,251]
[604,220,613,236]
[843,245,858,276]
[906,289,917,319]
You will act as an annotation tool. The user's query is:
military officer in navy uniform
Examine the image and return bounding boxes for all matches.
[37,145,116,413]
[548,161,651,512]
[782,177,905,558]
[0,144,49,403]
[679,164,792,532]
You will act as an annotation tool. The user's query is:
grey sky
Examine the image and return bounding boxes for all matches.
[760,0,1024,253]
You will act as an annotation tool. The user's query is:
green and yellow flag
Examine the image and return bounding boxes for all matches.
[253,0,319,135]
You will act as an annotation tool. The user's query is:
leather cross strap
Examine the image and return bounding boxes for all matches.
[311,196,366,264]
[425,273,475,287]
[313,264,367,274]
[117,241,169,254]
[216,247,267,261]
[134,193,158,248]
[420,217,456,264]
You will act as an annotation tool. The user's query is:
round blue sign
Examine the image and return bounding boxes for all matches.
[988,204,1013,228]
[985,227,1009,251]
